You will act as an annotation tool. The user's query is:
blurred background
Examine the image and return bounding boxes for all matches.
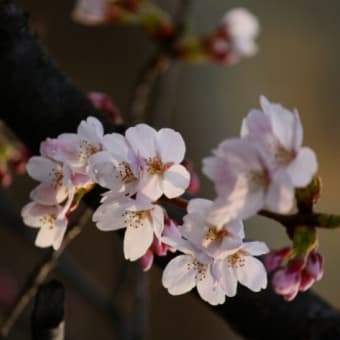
[1,0,340,338]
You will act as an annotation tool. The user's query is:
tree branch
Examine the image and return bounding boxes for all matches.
[1,1,340,339]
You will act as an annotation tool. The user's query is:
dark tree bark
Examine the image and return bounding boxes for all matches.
[1,1,340,339]
[31,280,65,340]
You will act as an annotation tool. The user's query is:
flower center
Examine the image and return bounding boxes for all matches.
[274,144,295,167]
[203,225,228,247]
[39,214,56,230]
[145,157,164,175]
[122,211,149,229]
[227,252,246,268]
[187,260,208,281]
[115,162,137,184]
[79,140,99,161]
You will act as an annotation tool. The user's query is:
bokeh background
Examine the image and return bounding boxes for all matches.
[1,0,340,338]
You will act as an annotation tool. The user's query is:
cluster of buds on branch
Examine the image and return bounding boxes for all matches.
[72,0,260,65]
[21,95,335,305]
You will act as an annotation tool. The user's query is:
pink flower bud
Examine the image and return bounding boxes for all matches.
[263,247,291,273]
[305,250,324,281]
[87,91,123,124]
[272,268,301,296]
[299,271,315,292]
[140,249,154,272]
[182,160,201,194]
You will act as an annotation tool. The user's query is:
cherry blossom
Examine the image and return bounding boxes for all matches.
[21,202,68,250]
[182,198,244,259]
[241,96,318,188]
[213,241,268,297]
[203,138,295,224]
[72,0,111,25]
[125,124,190,201]
[213,7,260,63]
[88,133,139,197]
[93,195,164,261]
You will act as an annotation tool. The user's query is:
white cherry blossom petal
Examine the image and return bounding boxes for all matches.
[162,255,196,295]
[137,174,163,202]
[213,260,238,297]
[151,205,164,238]
[265,172,294,213]
[77,116,104,147]
[93,201,126,231]
[26,157,57,182]
[234,256,267,292]
[124,222,154,261]
[162,164,190,199]
[30,182,68,205]
[157,128,186,164]
[286,147,318,187]
[241,241,269,256]
[197,268,225,305]
[126,124,157,159]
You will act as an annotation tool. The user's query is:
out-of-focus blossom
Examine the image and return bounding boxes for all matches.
[87,91,123,124]
[182,160,201,193]
[203,138,295,224]
[241,96,318,188]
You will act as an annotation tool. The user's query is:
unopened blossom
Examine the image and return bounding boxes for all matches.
[182,198,244,259]
[203,138,295,224]
[214,241,269,297]
[93,195,164,261]
[22,202,68,250]
[125,124,190,201]
[87,91,123,124]
[241,96,318,188]
[269,249,324,301]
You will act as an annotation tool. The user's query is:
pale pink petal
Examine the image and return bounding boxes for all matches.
[240,109,272,138]
[22,202,57,228]
[226,219,245,239]
[125,124,157,159]
[157,128,186,164]
[30,182,68,205]
[286,147,318,187]
[265,172,294,213]
[235,256,267,292]
[241,241,269,256]
[151,205,164,238]
[77,116,104,146]
[213,260,238,297]
[88,151,122,190]
[124,222,154,261]
[138,174,163,202]
[162,255,196,295]
[197,267,225,305]
[35,227,57,248]
[260,96,297,151]
[102,133,131,161]
[26,157,57,182]
[92,201,126,231]
[187,198,212,215]
[162,164,190,198]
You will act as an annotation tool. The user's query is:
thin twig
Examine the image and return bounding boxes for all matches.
[0,208,92,338]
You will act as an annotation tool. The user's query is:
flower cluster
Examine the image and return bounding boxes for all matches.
[22,95,321,305]
[22,117,103,249]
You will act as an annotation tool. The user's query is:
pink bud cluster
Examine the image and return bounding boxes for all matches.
[265,248,324,301]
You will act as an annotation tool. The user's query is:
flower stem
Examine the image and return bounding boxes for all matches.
[0,208,92,338]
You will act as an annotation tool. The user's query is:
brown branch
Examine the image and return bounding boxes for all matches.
[0,208,92,338]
